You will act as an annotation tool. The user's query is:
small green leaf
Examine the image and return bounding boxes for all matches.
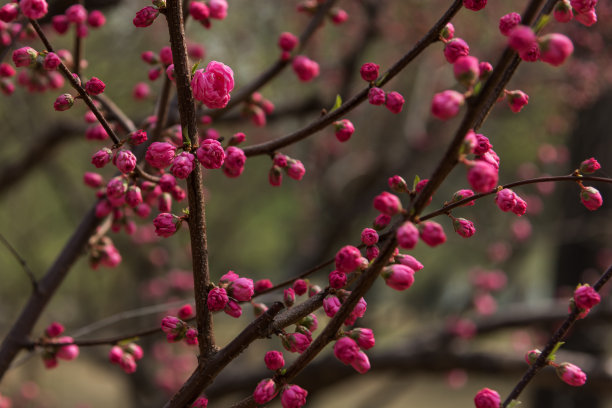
[548,341,565,362]
[191,60,201,76]
[330,94,342,112]
[374,72,388,87]
[508,399,522,408]
[118,337,139,346]
[534,15,550,33]
[412,175,421,191]
[472,81,483,97]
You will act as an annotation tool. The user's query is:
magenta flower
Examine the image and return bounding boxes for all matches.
[222,146,246,178]
[453,217,476,238]
[170,152,195,179]
[145,142,176,169]
[443,38,469,63]
[264,350,285,371]
[419,221,447,247]
[579,157,601,174]
[396,254,424,271]
[385,91,405,114]
[53,93,74,111]
[382,264,415,291]
[19,0,48,20]
[431,90,464,120]
[453,56,480,87]
[499,12,521,36]
[153,213,178,238]
[373,191,402,216]
[397,221,419,249]
[335,245,363,273]
[574,284,600,310]
[351,328,375,350]
[229,277,254,302]
[253,379,278,405]
[286,160,306,180]
[467,161,498,193]
[84,77,105,96]
[192,61,234,109]
[360,62,380,82]
[207,287,229,311]
[557,362,587,386]
[539,33,574,67]
[323,295,341,317]
[278,32,299,52]
[474,387,501,408]
[114,150,137,174]
[463,0,487,11]
[292,55,319,82]
[196,139,225,169]
[333,119,355,142]
[367,87,386,105]
[580,186,603,211]
[133,6,159,27]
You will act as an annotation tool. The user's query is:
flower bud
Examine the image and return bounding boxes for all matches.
[328,269,347,289]
[133,6,159,27]
[84,77,105,96]
[388,175,408,193]
[463,0,487,11]
[443,38,469,63]
[453,217,476,238]
[333,119,355,142]
[467,161,498,193]
[397,221,419,249]
[293,279,308,296]
[385,91,404,114]
[278,32,298,52]
[53,93,74,111]
[264,350,285,371]
[253,379,278,405]
[499,12,521,36]
[431,90,464,120]
[580,186,603,211]
[440,22,454,41]
[453,56,479,87]
[381,264,415,291]
[367,87,386,105]
[153,213,178,237]
[474,388,501,408]
[207,287,229,311]
[419,221,446,247]
[373,191,402,216]
[292,55,319,82]
[539,33,574,67]
[556,362,587,387]
[554,0,573,22]
[360,62,379,82]
[525,349,542,365]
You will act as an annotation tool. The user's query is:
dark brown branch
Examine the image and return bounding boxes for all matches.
[165,0,215,361]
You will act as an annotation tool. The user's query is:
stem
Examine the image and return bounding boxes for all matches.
[0,233,38,293]
[165,0,215,360]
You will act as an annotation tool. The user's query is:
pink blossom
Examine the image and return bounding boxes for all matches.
[293,279,308,296]
[153,213,177,237]
[208,0,228,19]
[87,10,106,27]
[0,4,18,22]
[388,175,408,193]
[133,6,159,27]
[334,336,359,364]
[283,333,310,353]
[220,270,239,283]
[192,61,234,109]
[333,119,354,142]
[574,9,597,26]
[329,269,347,289]
[499,12,521,36]
[360,62,380,82]
[431,90,464,120]
[286,160,305,180]
[396,254,424,271]
[351,328,375,350]
[330,7,348,24]
[495,189,517,212]
[178,304,194,320]
[539,33,574,67]
[51,14,70,33]
[85,77,105,96]
[474,387,501,408]
[323,295,341,317]
[66,4,87,23]
[385,91,404,114]
[43,52,61,71]
[467,161,498,193]
[133,82,150,100]
[382,264,415,290]
[367,87,386,105]
[300,314,318,331]
[345,297,367,326]
[19,0,48,20]
[351,351,371,373]
[580,186,603,211]
[335,245,362,273]
[556,363,587,386]
[453,56,480,87]
[373,191,402,215]
[513,196,527,216]
[580,157,601,174]
[120,353,137,373]
[254,279,273,293]
[196,139,225,169]
[229,277,254,301]
[570,0,597,14]
[161,316,182,334]
[53,93,74,111]
[12,46,36,68]
[0,63,15,78]
[253,379,278,405]
[554,0,573,22]
[463,0,487,11]
[55,337,79,360]
[292,55,319,82]
[83,172,103,188]
[440,22,454,41]
[453,217,476,238]
[373,213,391,230]
[223,146,246,178]
[269,166,282,186]
[574,284,600,310]
[114,150,137,174]
[170,152,195,179]
[109,346,123,364]
[189,1,210,20]
[264,350,285,371]
[508,25,537,53]
[106,177,127,199]
[419,221,446,247]
[505,90,529,113]
[192,397,208,408]
[185,328,198,345]
[45,322,64,338]
[279,32,298,52]
[443,38,469,63]
[207,287,229,311]
[146,142,176,169]
[361,228,379,246]
[397,221,419,249]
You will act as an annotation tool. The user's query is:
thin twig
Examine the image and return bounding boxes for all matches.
[0,233,38,293]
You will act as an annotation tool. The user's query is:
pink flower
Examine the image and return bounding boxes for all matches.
[556,363,587,386]
[350,351,370,373]
[293,279,308,296]
[264,350,285,371]
[106,177,127,199]
[185,328,198,345]
[221,146,246,178]
[146,142,176,169]
[335,245,362,273]
[367,87,386,105]
[133,6,159,27]
[253,379,278,405]
[440,22,454,41]
[351,328,375,350]
[0,3,18,22]
[0,63,15,78]
[329,269,347,289]
[574,284,600,310]
[345,297,367,326]
[254,279,273,293]
[279,32,298,52]
[579,157,601,174]
[453,217,476,238]
[12,47,37,68]
[87,10,106,27]
[419,221,446,247]
[508,25,537,53]
[360,63,380,82]
[207,287,229,311]
[513,196,527,216]
[539,33,574,67]
[443,38,469,63]
[554,0,573,22]
[385,91,404,114]
[505,90,529,113]
[192,61,234,109]
[330,8,348,24]
[229,277,254,301]
[463,0,487,11]
[453,56,480,87]
[53,94,74,111]
[195,139,224,169]
[114,150,137,174]
[474,387,501,408]
[373,213,391,230]
[388,175,408,193]
[283,333,311,354]
[574,9,597,26]
[133,82,150,100]
[323,295,342,317]
[292,55,319,82]
[396,254,424,271]
[467,161,498,193]
[495,189,517,212]
[334,336,360,366]
[170,152,195,179]
[431,90,464,120]
[85,77,105,96]
[208,0,228,19]
[66,4,87,23]
[269,166,282,186]
[373,191,402,215]
[109,346,123,364]
[19,0,48,20]
[281,384,308,408]
[580,186,603,211]
[499,12,521,36]
[286,159,305,180]
[397,221,419,249]
[361,228,379,246]
[192,397,208,408]
[382,264,415,290]
[153,213,178,237]
[189,1,210,20]
[570,0,597,14]
[333,119,354,142]
[220,270,239,283]
[43,52,61,71]
[45,322,64,337]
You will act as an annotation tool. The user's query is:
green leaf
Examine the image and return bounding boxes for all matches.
[508,400,522,408]
[191,60,201,76]
[374,72,388,87]
[118,337,139,346]
[412,175,421,191]
[548,341,565,362]
[534,15,550,33]
[330,94,342,112]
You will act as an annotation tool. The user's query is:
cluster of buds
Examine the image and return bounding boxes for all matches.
[575,158,603,211]
[504,21,574,67]
[292,55,319,82]
[323,289,367,326]
[0,0,48,21]
[395,219,447,249]
[88,235,122,269]
[459,130,500,193]
[278,32,299,61]
[494,188,527,216]
[253,379,308,408]
[297,0,347,25]
[50,4,106,38]
[552,0,599,26]
[327,245,369,289]
[39,322,79,369]
[108,343,144,374]
[243,92,274,127]
[362,63,405,114]
[188,0,229,29]
[160,316,198,345]
[140,45,184,86]
[53,77,105,111]
[268,152,306,187]
[283,279,311,307]
[333,329,375,374]
[10,47,71,94]
[278,315,318,355]
[524,348,588,387]
[206,271,254,318]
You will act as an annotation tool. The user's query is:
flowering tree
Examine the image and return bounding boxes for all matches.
[0,0,610,407]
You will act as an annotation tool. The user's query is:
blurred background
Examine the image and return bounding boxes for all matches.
[1,0,612,406]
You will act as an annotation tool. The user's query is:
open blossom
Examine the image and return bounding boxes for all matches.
[146,142,176,169]
[207,287,229,311]
[539,34,574,67]
[382,264,415,291]
[253,379,278,405]
[397,221,419,249]
[431,90,464,120]
[419,221,446,247]
[133,6,159,27]
[192,61,234,109]
[20,0,48,19]
[580,186,603,211]
[556,363,587,386]
[474,388,501,408]
[292,55,319,82]
[170,152,195,179]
